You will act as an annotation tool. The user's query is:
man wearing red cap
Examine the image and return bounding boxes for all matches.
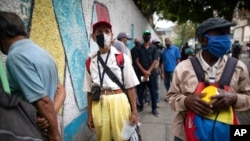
[83,21,139,141]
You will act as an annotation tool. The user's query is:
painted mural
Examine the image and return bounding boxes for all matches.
[0,1,110,140]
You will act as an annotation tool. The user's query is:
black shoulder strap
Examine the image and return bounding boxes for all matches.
[218,57,238,87]
[97,53,126,93]
[190,57,205,82]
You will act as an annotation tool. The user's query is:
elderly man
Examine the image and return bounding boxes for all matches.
[83,21,139,141]
[161,37,180,92]
[117,32,133,61]
[166,17,250,141]
[0,11,65,141]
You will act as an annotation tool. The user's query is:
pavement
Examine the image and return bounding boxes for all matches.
[138,76,176,141]
[139,53,250,141]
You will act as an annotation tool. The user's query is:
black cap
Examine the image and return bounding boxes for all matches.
[196,17,236,37]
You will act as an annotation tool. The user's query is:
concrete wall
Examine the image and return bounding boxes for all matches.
[0,0,158,141]
[233,19,250,45]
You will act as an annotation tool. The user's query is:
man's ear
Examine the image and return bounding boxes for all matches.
[198,36,208,46]
[198,36,206,42]
[91,33,96,42]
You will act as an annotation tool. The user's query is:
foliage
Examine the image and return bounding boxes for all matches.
[173,22,196,46]
[133,0,250,24]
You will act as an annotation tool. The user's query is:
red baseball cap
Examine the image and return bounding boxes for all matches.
[92,21,112,33]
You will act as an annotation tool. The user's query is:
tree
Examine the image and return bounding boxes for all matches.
[173,22,196,47]
[133,0,250,24]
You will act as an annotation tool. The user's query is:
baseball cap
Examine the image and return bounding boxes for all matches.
[117,32,132,40]
[152,39,160,44]
[196,17,236,37]
[92,21,112,33]
[143,30,151,35]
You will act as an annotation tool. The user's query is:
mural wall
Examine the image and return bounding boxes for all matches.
[0,0,159,140]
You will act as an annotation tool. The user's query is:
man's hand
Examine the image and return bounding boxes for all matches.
[143,70,151,77]
[37,116,49,132]
[210,89,237,112]
[54,83,66,113]
[35,96,61,141]
[160,73,164,80]
[129,113,139,126]
[184,93,213,116]
[87,116,95,131]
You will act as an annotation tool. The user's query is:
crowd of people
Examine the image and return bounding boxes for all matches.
[1,11,250,141]
[84,17,250,141]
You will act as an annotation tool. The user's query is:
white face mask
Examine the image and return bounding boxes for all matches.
[96,33,111,48]
[104,34,111,48]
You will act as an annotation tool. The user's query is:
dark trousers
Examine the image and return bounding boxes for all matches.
[137,75,158,110]
[164,71,173,92]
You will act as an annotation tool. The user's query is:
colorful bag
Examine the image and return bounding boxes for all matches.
[184,57,239,141]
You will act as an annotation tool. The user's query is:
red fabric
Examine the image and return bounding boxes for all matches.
[115,53,124,66]
[85,57,91,74]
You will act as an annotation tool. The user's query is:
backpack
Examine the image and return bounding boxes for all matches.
[184,57,239,141]
[0,64,46,140]
[86,53,142,141]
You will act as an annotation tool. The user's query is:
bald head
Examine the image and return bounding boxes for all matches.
[165,37,172,47]
[134,37,140,43]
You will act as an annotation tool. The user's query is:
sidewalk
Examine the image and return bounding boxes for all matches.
[139,79,176,141]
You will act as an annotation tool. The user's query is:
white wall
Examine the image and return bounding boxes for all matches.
[0,0,159,141]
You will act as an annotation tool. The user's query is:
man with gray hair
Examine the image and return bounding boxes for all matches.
[117,32,133,61]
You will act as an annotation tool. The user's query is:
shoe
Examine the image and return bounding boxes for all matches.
[152,109,160,117]
[144,101,150,107]
[156,103,160,108]
[137,108,143,113]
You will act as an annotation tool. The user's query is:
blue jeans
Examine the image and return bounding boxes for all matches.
[164,71,173,91]
[145,75,160,103]
[137,75,158,110]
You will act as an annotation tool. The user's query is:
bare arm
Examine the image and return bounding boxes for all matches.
[127,87,138,125]
[160,62,164,80]
[35,96,61,141]
[148,60,158,72]
[87,92,94,131]
[54,83,66,113]
[135,58,146,74]
[135,58,150,77]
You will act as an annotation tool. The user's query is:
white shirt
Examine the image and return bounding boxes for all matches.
[198,51,221,83]
[125,47,132,64]
[83,46,139,92]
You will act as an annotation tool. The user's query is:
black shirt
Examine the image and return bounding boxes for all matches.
[134,44,158,75]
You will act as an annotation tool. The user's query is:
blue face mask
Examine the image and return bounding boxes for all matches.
[202,34,231,57]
